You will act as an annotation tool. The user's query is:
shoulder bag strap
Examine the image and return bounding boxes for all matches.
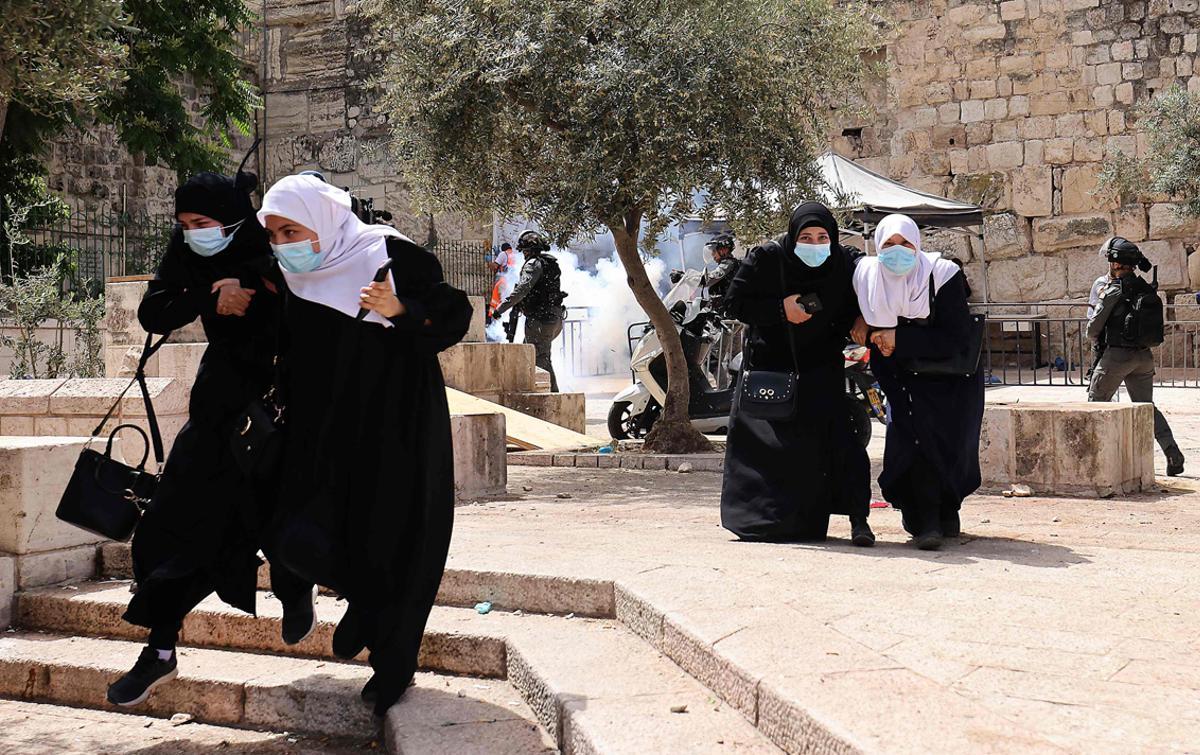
[90,331,170,463]
[775,250,803,375]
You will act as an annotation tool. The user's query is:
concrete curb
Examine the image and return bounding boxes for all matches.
[510,450,725,472]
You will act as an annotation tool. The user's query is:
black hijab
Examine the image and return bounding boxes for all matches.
[164,171,271,288]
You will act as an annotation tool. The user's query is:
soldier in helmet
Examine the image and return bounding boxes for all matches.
[1086,236,1184,476]
[494,230,567,391]
[704,232,740,316]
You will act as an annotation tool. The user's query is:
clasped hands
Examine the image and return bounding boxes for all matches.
[850,315,896,357]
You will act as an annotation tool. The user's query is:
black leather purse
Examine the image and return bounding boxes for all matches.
[739,251,804,421]
[230,314,287,484]
[904,274,986,378]
[56,333,168,541]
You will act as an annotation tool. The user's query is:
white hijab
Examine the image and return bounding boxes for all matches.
[853,213,961,328]
[257,175,408,327]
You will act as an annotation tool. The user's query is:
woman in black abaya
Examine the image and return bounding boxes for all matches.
[851,213,984,550]
[257,175,472,716]
[720,202,874,545]
[109,172,315,708]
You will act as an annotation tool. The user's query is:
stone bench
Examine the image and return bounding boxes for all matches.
[0,377,191,452]
[980,402,1155,497]
[0,438,130,609]
[452,413,507,501]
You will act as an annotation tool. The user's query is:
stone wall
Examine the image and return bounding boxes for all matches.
[837,0,1200,301]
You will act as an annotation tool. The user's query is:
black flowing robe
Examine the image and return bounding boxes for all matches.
[125,226,278,627]
[869,273,984,533]
[270,237,472,715]
[720,239,870,541]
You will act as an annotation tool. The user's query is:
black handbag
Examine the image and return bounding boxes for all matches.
[904,274,986,377]
[229,372,285,481]
[56,333,169,541]
[739,251,803,421]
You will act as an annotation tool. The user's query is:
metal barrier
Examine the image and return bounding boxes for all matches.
[427,239,491,299]
[975,302,1200,389]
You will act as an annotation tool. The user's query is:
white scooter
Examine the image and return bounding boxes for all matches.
[608,271,741,439]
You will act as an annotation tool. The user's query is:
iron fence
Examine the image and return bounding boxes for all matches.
[428,240,492,299]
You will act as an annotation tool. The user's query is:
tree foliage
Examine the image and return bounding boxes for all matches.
[1099,86,1200,217]
[362,0,882,243]
[363,0,882,451]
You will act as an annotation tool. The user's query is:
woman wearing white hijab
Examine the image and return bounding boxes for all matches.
[256,174,472,715]
[851,214,984,550]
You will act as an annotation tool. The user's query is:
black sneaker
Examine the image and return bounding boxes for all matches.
[106,647,178,707]
[914,531,944,551]
[850,517,875,547]
[332,603,368,660]
[1167,447,1185,477]
[281,585,319,646]
[361,675,378,707]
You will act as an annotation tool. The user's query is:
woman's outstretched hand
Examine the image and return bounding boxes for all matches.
[870,328,897,357]
[850,316,870,346]
[783,296,812,325]
[360,276,406,319]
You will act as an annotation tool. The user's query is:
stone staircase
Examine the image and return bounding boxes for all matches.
[0,543,780,754]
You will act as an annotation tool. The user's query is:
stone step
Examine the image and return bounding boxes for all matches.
[0,633,551,753]
[0,697,377,753]
[98,542,617,618]
[16,580,780,753]
[497,391,587,434]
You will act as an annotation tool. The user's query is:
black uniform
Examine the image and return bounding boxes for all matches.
[707,256,741,316]
[269,237,472,716]
[123,173,311,648]
[720,204,870,541]
[495,253,566,391]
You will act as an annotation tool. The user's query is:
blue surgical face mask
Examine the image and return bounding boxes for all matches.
[794,242,831,268]
[272,239,325,273]
[878,245,918,276]
[182,220,242,257]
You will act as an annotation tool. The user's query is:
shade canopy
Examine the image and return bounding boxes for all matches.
[816,150,984,229]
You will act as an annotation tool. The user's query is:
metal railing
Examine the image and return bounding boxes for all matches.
[975,302,1200,389]
[427,240,491,299]
[558,306,627,377]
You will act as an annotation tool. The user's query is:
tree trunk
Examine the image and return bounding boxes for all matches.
[0,97,8,144]
[609,210,713,454]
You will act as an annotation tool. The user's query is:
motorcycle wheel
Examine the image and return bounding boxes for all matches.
[848,397,872,448]
[607,401,657,440]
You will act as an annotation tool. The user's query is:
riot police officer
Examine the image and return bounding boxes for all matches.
[494,230,567,392]
[704,232,740,316]
[1086,236,1184,476]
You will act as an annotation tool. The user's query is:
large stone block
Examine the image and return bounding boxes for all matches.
[1033,214,1113,252]
[1011,166,1053,217]
[1061,165,1110,214]
[15,543,99,589]
[438,343,535,395]
[103,280,206,354]
[983,212,1032,259]
[988,255,1067,301]
[0,438,107,555]
[1139,240,1189,289]
[464,295,486,344]
[497,391,587,435]
[0,555,13,628]
[451,413,506,502]
[1149,203,1200,238]
[980,403,1155,496]
[0,380,67,416]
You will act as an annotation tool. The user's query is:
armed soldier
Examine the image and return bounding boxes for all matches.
[494,230,567,392]
[703,232,741,317]
[1086,236,1184,476]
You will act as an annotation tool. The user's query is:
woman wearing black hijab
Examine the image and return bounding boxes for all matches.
[107,171,315,708]
[720,202,873,545]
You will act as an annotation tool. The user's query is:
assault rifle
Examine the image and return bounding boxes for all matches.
[503,307,520,343]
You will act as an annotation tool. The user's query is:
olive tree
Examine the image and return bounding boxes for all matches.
[1100,85,1200,217]
[363,0,882,452]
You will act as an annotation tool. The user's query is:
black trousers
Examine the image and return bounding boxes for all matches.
[146,560,312,650]
[890,454,960,537]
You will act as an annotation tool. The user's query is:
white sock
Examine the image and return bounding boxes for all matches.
[155,648,174,661]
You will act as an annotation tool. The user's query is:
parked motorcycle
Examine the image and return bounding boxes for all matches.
[609,272,886,446]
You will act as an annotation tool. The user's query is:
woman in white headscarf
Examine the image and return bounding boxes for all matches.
[851,213,984,550]
[256,174,472,715]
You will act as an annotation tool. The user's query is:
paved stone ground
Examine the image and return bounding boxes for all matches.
[451,387,1200,752]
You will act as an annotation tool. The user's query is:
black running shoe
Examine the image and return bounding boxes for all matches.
[106,647,177,707]
[282,585,319,646]
[914,531,944,551]
[850,517,876,547]
[1167,447,1185,477]
[332,603,367,660]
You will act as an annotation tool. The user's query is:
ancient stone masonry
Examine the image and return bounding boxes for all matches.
[838,0,1200,301]
[253,0,489,243]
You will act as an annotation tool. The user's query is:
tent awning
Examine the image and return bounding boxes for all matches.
[816,150,984,229]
